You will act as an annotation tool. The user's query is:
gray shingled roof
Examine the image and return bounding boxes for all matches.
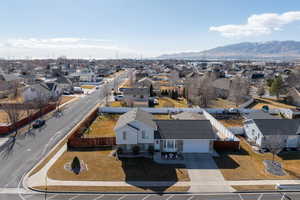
[155,120,216,139]
[114,108,157,130]
[123,87,149,96]
[253,119,300,136]
[244,111,280,120]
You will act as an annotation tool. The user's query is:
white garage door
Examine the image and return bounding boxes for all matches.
[183,140,209,153]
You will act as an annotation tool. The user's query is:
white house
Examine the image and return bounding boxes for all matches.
[244,119,300,149]
[22,82,62,102]
[114,109,216,153]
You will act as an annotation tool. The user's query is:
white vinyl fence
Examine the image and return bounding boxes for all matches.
[202,109,239,141]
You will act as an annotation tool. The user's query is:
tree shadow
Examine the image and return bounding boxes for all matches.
[120,157,181,193]
[0,137,19,159]
[52,110,64,118]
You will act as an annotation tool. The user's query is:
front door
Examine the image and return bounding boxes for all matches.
[163,139,176,152]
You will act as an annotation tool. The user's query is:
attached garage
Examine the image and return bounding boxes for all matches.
[183,139,210,153]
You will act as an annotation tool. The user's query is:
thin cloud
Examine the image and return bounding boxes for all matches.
[0,37,137,58]
[209,11,300,37]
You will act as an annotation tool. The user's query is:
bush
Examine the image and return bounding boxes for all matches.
[71,156,81,175]
[132,145,140,155]
[148,145,155,155]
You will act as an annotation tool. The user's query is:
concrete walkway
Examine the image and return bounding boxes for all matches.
[184,154,235,193]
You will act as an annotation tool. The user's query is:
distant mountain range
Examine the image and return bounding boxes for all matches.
[158,41,300,60]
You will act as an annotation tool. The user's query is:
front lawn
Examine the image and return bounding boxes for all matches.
[155,97,188,108]
[208,98,237,109]
[218,119,244,127]
[47,150,189,182]
[81,85,96,89]
[84,115,118,138]
[214,138,300,180]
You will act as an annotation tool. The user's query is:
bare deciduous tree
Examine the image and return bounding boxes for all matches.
[1,103,24,137]
[185,73,216,107]
[229,77,250,106]
[102,83,110,106]
[24,101,35,133]
[286,67,300,89]
[257,84,266,98]
[264,134,286,163]
[34,91,48,119]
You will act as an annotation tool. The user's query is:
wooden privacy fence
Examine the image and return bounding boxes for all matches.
[0,104,56,135]
[67,107,116,149]
[68,137,116,148]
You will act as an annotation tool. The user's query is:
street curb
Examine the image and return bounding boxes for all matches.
[23,102,101,192]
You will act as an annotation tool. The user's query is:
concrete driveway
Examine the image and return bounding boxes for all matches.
[184,153,235,192]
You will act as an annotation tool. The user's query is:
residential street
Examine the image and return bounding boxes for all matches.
[1,192,300,200]
[0,71,128,189]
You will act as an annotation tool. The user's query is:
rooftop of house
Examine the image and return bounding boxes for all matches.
[243,111,280,120]
[114,108,157,130]
[154,120,216,140]
[253,119,300,136]
[123,87,150,96]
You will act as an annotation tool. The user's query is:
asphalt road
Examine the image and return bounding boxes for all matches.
[1,192,300,200]
[0,71,128,189]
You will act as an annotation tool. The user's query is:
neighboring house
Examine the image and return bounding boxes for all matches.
[55,76,73,92]
[123,87,150,107]
[22,82,62,102]
[244,118,300,149]
[137,77,154,88]
[22,83,52,102]
[115,109,216,154]
[287,87,300,107]
[243,111,280,120]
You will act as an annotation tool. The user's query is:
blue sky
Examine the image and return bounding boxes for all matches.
[1,0,300,59]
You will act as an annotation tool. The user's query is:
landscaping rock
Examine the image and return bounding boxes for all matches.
[263,160,286,176]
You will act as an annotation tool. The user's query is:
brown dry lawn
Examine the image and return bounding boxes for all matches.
[47,150,189,182]
[208,98,237,109]
[232,185,276,191]
[156,97,188,108]
[153,114,172,120]
[80,85,96,89]
[109,101,125,107]
[253,97,296,109]
[214,137,300,180]
[218,119,244,127]
[34,186,190,193]
[84,115,118,138]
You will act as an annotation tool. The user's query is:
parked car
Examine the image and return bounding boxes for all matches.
[114,95,124,101]
[96,86,99,89]
[32,119,46,129]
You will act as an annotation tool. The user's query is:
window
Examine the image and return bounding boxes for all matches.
[123,131,126,140]
[142,130,146,139]
[167,140,174,149]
